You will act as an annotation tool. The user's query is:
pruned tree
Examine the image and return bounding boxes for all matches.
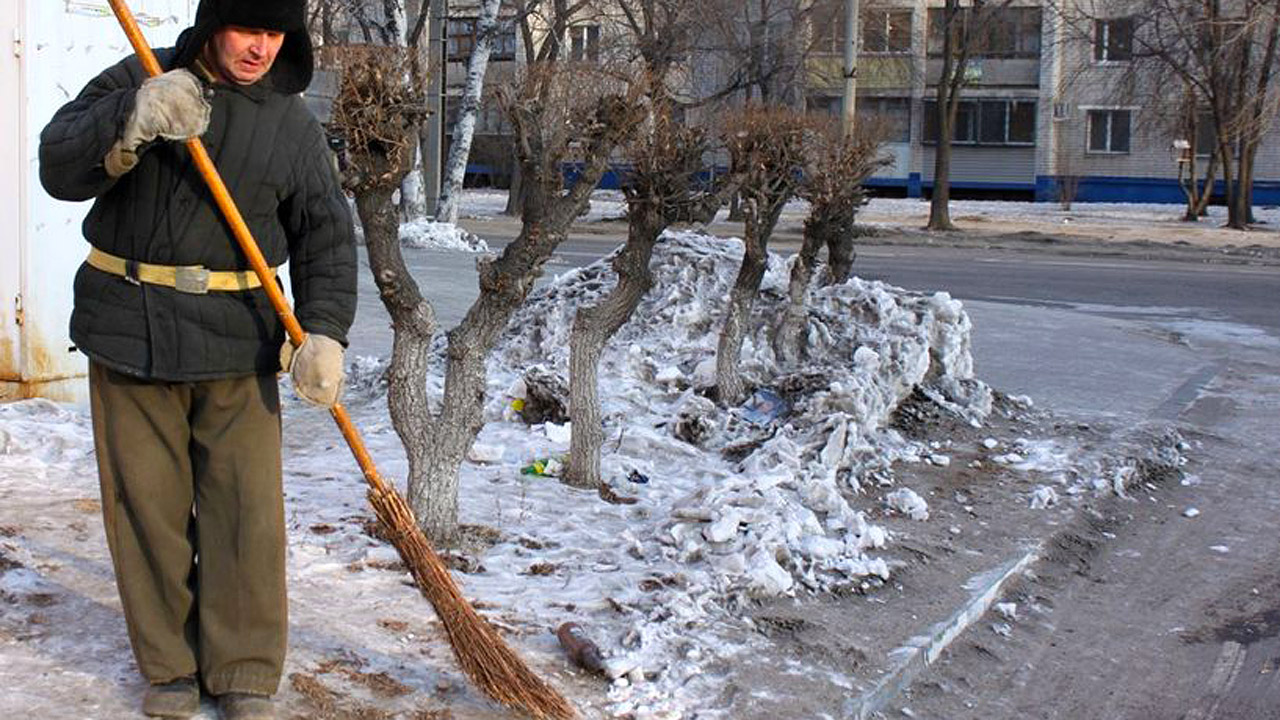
[775,118,888,368]
[324,0,643,541]
[715,107,813,406]
[562,0,717,491]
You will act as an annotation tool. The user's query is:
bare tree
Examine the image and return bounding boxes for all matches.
[775,119,887,368]
[715,107,813,406]
[562,0,718,491]
[927,0,1020,231]
[1053,0,1280,229]
[322,1,642,541]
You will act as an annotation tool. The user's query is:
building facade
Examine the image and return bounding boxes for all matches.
[803,0,1280,203]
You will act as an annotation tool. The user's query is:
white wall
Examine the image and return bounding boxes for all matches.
[2,0,194,402]
[0,2,23,387]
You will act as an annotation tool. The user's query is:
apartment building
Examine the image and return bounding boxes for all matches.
[804,0,1280,203]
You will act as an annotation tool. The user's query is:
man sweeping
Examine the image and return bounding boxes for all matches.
[38,1,355,717]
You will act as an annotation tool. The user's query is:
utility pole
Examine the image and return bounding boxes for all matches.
[842,0,860,133]
[423,0,447,217]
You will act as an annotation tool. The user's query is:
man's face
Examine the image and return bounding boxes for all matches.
[208,25,285,85]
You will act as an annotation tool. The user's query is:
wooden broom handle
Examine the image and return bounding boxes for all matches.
[107,0,394,496]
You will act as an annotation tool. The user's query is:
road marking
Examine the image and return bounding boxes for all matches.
[1185,641,1246,720]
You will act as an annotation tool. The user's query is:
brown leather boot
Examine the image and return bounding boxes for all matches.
[217,692,276,720]
[142,677,200,718]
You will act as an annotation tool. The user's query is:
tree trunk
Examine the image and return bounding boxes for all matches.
[504,161,525,217]
[927,2,961,232]
[776,219,826,367]
[354,185,446,541]
[824,215,858,284]
[564,205,665,489]
[437,0,501,224]
[716,198,786,405]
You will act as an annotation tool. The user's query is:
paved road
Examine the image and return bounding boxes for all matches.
[351,223,1280,718]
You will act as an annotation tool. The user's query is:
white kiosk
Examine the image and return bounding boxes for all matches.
[1,0,194,402]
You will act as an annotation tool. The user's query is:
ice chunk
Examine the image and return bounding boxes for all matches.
[704,510,743,544]
[545,422,572,445]
[746,551,794,596]
[886,488,929,521]
[1030,486,1059,509]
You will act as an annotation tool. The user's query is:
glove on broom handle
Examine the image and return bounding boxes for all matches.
[106,0,388,492]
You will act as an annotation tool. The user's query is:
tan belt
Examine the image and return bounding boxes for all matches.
[87,247,275,295]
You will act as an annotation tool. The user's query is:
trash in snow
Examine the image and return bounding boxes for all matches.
[1030,486,1059,509]
[556,622,607,676]
[521,457,564,477]
[1183,508,1201,518]
[886,488,930,521]
[740,389,788,426]
[627,469,651,485]
[995,602,1018,621]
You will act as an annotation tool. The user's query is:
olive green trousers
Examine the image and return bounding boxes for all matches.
[88,362,286,696]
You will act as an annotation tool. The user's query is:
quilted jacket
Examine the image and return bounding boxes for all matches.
[38,40,356,381]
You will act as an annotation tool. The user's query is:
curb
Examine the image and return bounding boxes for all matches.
[843,542,1043,720]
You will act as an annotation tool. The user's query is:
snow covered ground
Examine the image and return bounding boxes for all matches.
[458,188,1280,251]
[0,230,1181,719]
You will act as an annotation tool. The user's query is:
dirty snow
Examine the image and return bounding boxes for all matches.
[0,230,1156,718]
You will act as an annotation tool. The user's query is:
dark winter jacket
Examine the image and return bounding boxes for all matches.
[38,43,355,381]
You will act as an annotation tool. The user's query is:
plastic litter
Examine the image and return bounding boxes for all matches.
[740,388,789,425]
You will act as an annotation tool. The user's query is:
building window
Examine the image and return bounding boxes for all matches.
[569,24,601,62]
[448,19,476,61]
[863,10,912,53]
[858,97,912,142]
[1087,109,1132,153]
[1094,18,1134,62]
[923,99,1036,145]
[927,8,1042,58]
[448,18,518,62]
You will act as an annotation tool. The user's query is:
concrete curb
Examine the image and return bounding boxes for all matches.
[843,542,1043,720]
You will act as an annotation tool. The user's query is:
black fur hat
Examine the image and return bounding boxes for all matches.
[172,0,313,94]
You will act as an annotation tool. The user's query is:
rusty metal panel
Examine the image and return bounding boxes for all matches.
[19,0,194,401]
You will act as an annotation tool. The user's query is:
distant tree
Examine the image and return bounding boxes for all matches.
[1051,0,1280,229]
[927,0,1020,231]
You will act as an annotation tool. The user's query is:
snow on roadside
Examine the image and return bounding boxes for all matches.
[399,219,490,253]
[9,230,1179,718]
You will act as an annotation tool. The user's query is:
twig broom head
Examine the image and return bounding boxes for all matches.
[366,485,577,720]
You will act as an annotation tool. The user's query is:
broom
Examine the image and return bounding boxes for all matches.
[104,2,576,718]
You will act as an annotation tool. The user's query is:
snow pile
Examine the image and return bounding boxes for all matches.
[484,231,989,600]
[398,219,490,252]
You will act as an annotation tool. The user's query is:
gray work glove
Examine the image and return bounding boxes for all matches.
[104,69,211,178]
[280,334,347,407]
